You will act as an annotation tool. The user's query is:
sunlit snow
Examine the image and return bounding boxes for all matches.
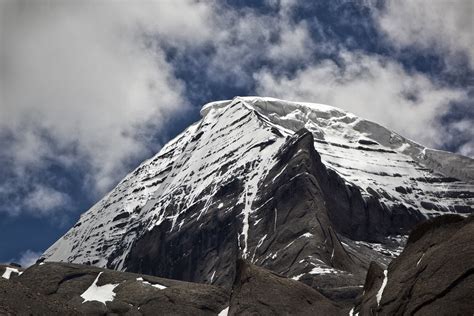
[136,277,167,290]
[416,253,425,266]
[218,306,229,316]
[81,272,118,305]
[376,269,388,306]
[1,267,20,279]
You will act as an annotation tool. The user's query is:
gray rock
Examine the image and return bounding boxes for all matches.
[0,276,80,315]
[228,259,345,315]
[3,262,228,315]
[354,214,474,315]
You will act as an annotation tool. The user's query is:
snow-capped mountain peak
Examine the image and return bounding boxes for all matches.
[42,96,473,291]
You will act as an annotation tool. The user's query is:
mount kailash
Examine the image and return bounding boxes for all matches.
[2,97,473,315]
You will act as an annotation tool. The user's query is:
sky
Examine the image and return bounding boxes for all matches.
[0,0,473,266]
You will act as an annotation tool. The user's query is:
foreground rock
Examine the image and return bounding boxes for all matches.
[1,260,349,315]
[353,214,474,315]
[228,260,344,315]
[1,262,228,315]
[1,275,78,315]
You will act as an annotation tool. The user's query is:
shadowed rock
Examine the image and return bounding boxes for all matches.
[2,262,229,315]
[353,215,474,315]
[228,259,345,315]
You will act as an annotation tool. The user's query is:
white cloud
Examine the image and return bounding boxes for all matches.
[377,0,474,68]
[24,185,70,216]
[3,0,308,217]
[266,0,313,62]
[458,142,474,158]
[267,21,314,62]
[255,51,467,149]
[0,0,215,197]
[448,119,474,157]
[17,249,42,267]
[205,2,315,87]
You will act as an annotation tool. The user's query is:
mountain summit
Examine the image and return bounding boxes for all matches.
[41,97,473,301]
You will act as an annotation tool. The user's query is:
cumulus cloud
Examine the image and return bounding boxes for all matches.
[267,21,314,62]
[205,2,315,87]
[0,0,215,207]
[447,118,474,157]
[377,0,474,68]
[24,186,70,216]
[255,51,467,149]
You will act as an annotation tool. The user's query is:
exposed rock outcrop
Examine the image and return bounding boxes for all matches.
[353,214,474,315]
[228,259,344,315]
[1,262,228,315]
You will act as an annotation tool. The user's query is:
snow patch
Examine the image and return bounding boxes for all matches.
[81,272,118,305]
[273,208,278,232]
[308,266,339,275]
[1,267,20,279]
[354,240,404,258]
[292,265,340,280]
[136,277,167,290]
[376,269,388,306]
[398,143,410,152]
[416,253,425,266]
[218,306,229,316]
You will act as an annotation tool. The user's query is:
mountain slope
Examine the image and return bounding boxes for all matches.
[42,97,473,296]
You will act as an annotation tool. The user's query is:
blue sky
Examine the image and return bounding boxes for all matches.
[0,0,473,265]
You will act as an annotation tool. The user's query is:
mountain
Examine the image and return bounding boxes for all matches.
[41,96,473,303]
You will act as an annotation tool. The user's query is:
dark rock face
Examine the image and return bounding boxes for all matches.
[354,215,474,315]
[2,262,228,316]
[301,136,425,242]
[243,129,430,302]
[124,202,241,290]
[247,130,370,298]
[228,260,344,316]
